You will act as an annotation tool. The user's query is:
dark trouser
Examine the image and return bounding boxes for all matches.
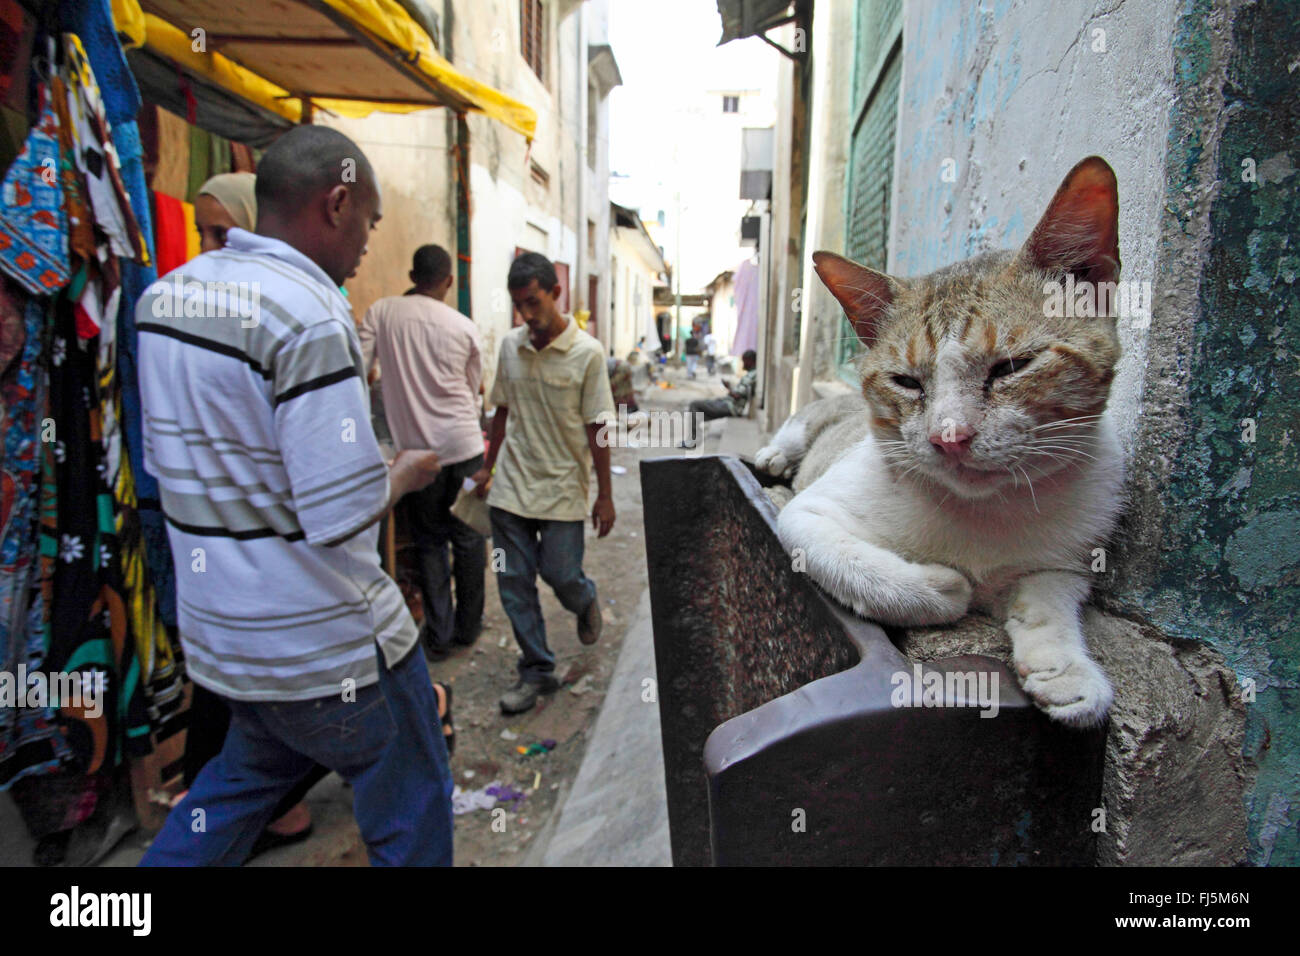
[141,645,454,867]
[686,397,735,444]
[184,682,330,821]
[399,453,486,649]
[489,506,596,683]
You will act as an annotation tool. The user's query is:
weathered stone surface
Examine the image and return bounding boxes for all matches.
[899,608,1250,865]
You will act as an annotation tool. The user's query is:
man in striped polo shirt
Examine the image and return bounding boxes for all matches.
[136,126,454,866]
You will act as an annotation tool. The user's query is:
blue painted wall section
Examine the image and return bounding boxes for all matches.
[1123,0,1300,865]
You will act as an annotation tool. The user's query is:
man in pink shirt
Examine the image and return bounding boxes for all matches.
[360,245,486,659]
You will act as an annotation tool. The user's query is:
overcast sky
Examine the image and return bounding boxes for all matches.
[607,0,778,206]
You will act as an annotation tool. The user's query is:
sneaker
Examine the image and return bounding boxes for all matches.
[499,677,559,715]
[578,595,603,646]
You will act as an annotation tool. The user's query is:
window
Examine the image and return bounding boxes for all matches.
[587,219,596,257]
[722,95,739,113]
[839,1,903,379]
[530,159,550,187]
[520,0,545,82]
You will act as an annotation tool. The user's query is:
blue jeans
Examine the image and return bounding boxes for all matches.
[140,644,453,866]
[490,506,596,683]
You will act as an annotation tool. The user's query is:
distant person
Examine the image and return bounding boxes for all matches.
[684,330,700,379]
[360,244,486,660]
[137,125,454,866]
[631,336,658,383]
[684,349,758,447]
[703,325,718,376]
[472,253,616,715]
[608,355,637,413]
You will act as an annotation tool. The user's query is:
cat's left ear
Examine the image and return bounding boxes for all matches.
[813,251,898,346]
[1020,156,1120,284]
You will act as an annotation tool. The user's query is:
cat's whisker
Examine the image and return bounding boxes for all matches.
[1016,464,1041,513]
[1030,414,1104,431]
[1028,443,1098,462]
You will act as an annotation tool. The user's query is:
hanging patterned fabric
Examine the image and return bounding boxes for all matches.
[62,0,177,633]
[62,0,181,676]
[0,287,68,789]
[49,72,95,264]
[61,33,146,265]
[0,84,71,297]
[40,296,150,767]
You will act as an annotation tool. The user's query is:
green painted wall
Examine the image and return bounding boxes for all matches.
[1126,0,1300,865]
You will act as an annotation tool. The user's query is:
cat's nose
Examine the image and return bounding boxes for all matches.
[929,424,976,458]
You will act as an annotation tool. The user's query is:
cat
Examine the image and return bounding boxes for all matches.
[757,156,1125,728]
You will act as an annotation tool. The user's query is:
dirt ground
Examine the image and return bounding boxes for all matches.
[251,358,735,868]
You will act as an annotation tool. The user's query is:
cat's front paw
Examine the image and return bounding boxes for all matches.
[755,444,795,479]
[890,563,973,626]
[1015,646,1113,728]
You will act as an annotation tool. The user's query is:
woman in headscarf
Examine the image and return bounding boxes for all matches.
[178,171,455,860]
[194,172,257,252]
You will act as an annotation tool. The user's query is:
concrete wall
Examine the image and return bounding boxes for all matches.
[709,276,739,361]
[609,225,662,358]
[1106,0,1299,866]
[891,0,1178,458]
[325,109,456,320]
[795,0,856,400]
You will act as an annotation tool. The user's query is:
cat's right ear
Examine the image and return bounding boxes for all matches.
[812,251,896,347]
[1020,156,1121,284]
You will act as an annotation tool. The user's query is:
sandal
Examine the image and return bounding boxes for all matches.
[433,681,455,755]
[248,823,314,861]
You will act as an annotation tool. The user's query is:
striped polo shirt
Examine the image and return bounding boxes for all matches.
[136,228,417,702]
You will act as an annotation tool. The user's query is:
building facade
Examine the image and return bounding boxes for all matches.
[329,0,620,390]
[608,202,668,359]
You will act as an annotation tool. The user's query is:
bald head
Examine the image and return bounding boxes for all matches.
[255,125,382,285]
[256,125,375,217]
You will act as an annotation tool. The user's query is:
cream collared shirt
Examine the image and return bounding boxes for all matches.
[488,317,616,521]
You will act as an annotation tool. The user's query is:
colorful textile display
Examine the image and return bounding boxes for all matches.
[151,189,188,276]
[0,87,71,296]
[62,33,147,264]
[0,289,69,788]
[2,0,186,810]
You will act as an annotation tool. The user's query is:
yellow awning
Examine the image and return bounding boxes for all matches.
[111,0,536,139]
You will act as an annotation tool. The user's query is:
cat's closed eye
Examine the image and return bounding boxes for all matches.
[891,374,924,392]
[987,355,1038,381]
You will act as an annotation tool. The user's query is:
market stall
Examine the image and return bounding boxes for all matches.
[0,0,534,865]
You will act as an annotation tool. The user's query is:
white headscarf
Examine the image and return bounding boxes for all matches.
[197,172,257,231]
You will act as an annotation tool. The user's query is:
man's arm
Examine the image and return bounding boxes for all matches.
[358,305,379,384]
[274,321,432,548]
[730,371,756,403]
[323,450,441,547]
[585,422,615,537]
[471,405,507,498]
[466,326,483,397]
[579,350,617,537]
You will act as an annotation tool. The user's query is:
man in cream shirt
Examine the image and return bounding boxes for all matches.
[360,244,486,658]
[472,253,616,714]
